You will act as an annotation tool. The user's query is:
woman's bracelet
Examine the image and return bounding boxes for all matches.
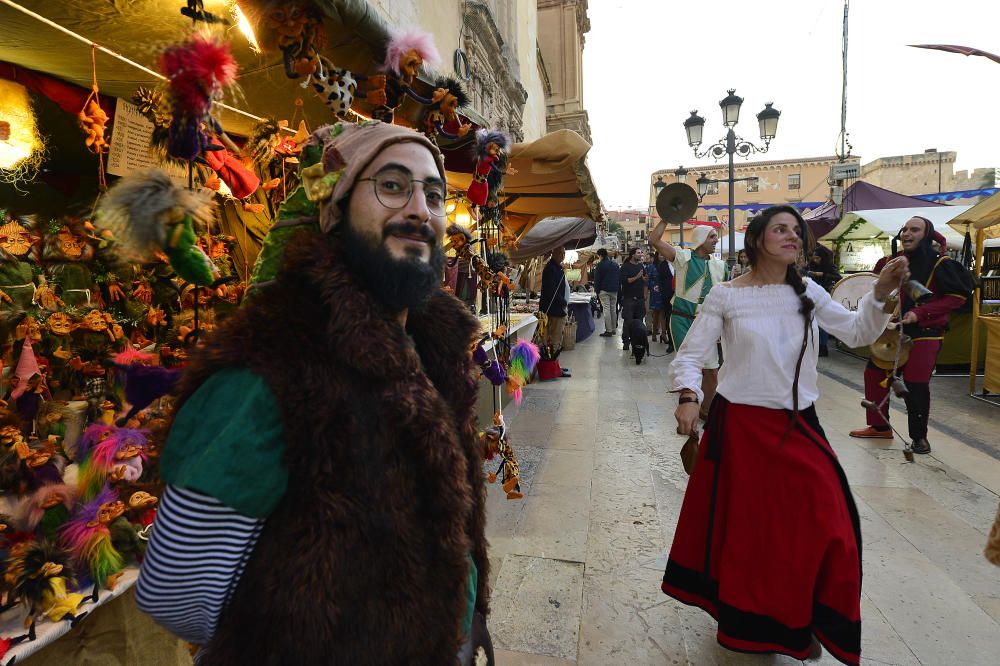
[678,394,699,405]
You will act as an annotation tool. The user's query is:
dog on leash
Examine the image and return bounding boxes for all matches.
[626,318,649,365]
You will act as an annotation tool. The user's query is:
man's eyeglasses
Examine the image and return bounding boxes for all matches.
[358,169,449,217]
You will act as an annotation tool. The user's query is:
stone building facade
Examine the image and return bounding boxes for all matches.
[537,0,592,143]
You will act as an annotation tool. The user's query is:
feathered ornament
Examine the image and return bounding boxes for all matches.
[97,169,218,286]
[506,340,540,405]
[58,486,126,602]
[159,34,238,161]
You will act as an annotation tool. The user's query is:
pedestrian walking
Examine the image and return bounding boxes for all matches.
[663,205,908,665]
[805,245,842,356]
[646,253,667,344]
[592,247,621,336]
[849,216,973,453]
[619,247,647,351]
[649,220,727,418]
[137,121,494,665]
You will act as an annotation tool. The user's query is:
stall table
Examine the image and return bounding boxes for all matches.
[568,293,596,342]
[981,316,1000,394]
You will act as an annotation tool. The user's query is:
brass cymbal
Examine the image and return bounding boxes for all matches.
[869,329,912,370]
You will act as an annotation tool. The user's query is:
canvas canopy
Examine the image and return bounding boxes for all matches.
[821,206,971,248]
[804,181,943,239]
[947,192,1000,240]
[447,129,602,239]
[506,216,597,262]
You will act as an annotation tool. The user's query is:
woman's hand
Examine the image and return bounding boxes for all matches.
[675,400,700,436]
[874,256,910,301]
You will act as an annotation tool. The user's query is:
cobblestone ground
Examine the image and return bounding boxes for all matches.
[484,333,1000,665]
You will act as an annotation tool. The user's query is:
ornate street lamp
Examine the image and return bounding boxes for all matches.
[674,165,689,184]
[683,90,780,265]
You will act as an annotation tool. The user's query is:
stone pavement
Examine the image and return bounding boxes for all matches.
[484,333,1000,665]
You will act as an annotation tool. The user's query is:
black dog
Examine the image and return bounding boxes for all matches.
[626,318,649,365]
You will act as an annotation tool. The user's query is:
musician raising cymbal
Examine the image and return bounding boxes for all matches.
[849,216,975,454]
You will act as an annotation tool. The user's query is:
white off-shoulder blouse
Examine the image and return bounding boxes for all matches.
[668,278,891,410]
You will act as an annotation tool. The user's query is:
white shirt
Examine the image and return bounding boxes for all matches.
[668,278,891,410]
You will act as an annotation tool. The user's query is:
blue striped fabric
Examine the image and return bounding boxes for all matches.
[136,485,263,646]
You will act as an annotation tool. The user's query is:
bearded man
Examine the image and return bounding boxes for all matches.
[137,122,493,665]
[849,216,973,454]
[650,219,727,419]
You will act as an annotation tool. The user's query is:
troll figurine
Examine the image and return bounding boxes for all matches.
[76,424,149,501]
[59,487,126,602]
[0,215,38,311]
[481,414,522,500]
[365,28,440,123]
[9,540,87,643]
[467,130,512,208]
[16,483,75,542]
[422,78,472,144]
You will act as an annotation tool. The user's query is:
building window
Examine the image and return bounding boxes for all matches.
[708,215,719,223]
[788,173,801,190]
[746,178,759,193]
[706,181,719,195]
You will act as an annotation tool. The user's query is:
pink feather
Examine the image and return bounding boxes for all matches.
[160,34,238,117]
[383,28,441,74]
[114,349,155,366]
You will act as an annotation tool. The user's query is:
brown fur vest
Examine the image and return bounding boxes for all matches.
[171,233,490,665]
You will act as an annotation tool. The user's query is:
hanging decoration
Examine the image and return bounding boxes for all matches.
[467,129,511,209]
[158,34,239,162]
[0,80,46,189]
[364,28,440,123]
[310,56,358,119]
[240,1,325,79]
[78,46,110,190]
[422,78,472,144]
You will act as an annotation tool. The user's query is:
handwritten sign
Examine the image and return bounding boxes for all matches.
[107,98,186,182]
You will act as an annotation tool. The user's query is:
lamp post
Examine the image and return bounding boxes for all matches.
[673,166,689,246]
[684,90,780,265]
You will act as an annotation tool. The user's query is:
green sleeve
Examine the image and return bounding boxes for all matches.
[160,368,288,518]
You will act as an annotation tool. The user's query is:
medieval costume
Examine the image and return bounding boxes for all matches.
[851,220,973,452]
[137,122,492,665]
[668,225,727,356]
[664,277,891,666]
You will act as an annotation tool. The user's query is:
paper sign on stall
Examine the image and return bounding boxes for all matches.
[107,98,186,183]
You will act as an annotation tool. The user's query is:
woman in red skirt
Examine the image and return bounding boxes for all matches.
[663,205,909,665]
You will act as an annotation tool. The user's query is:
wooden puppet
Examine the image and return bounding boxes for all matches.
[0,215,38,311]
[43,219,96,309]
[364,28,440,123]
[467,130,511,208]
[422,78,472,144]
[243,1,325,79]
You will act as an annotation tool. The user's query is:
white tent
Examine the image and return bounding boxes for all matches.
[718,232,746,255]
[820,206,972,247]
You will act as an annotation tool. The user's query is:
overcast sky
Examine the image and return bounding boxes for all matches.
[582,0,1000,210]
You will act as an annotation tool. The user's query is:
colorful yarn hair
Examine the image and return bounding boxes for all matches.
[159,34,238,160]
[77,424,115,460]
[77,427,149,501]
[15,483,74,532]
[113,349,155,367]
[475,129,510,158]
[383,28,441,75]
[59,487,124,587]
[506,340,540,404]
[10,539,76,611]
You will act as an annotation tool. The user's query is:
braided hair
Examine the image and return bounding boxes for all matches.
[743,205,816,423]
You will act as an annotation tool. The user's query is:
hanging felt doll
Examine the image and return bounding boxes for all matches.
[58,487,126,602]
[480,415,522,500]
[422,78,472,144]
[363,28,440,123]
[43,218,96,309]
[471,341,506,387]
[467,130,511,208]
[159,34,238,162]
[8,540,88,644]
[0,215,38,312]
[97,169,218,287]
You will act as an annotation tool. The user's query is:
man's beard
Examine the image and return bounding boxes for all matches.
[340,219,445,312]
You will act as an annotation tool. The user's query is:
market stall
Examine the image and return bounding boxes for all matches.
[947,192,1000,402]
[819,204,988,369]
[0,0,608,662]
[803,181,945,241]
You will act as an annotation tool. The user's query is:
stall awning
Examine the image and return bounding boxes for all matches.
[447,129,603,238]
[506,216,597,262]
[822,206,971,247]
[947,192,1000,239]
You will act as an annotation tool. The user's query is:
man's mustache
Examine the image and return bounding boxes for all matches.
[383,221,436,243]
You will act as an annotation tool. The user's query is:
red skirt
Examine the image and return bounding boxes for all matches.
[662,396,862,665]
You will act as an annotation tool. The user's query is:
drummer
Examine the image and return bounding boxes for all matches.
[849,216,973,454]
[649,219,728,419]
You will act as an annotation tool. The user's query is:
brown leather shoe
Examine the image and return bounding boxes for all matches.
[849,426,893,439]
